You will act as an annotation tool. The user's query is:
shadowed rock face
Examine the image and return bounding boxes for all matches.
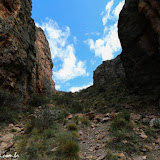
[118,0,160,93]
[0,0,55,101]
[93,56,125,86]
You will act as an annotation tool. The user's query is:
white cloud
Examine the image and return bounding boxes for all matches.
[112,1,124,18]
[85,0,124,61]
[55,85,61,90]
[69,82,93,93]
[36,19,88,82]
[102,0,114,26]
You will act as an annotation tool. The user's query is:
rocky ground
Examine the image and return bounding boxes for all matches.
[0,105,160,160]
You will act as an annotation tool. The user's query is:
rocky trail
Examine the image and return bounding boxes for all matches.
[1,107,160,160]
[64,111,160,160]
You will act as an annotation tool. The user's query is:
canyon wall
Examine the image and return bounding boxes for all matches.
[0,0,55,101]
[93,56,125,86]
[118,0,160,93]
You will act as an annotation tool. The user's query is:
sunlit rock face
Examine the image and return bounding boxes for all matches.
[93,56,125,86]
[0,0,55,101]
[118,0,160,93]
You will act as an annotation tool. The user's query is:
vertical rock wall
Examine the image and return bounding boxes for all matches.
[0,0,55,101]
[118,0,160,93]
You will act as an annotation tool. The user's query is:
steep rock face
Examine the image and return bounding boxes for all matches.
[93,56,125,86]
[0,0,55,101]
[34,27,55,96]
[118,0,160,93]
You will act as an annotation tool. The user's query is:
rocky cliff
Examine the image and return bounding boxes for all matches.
[93,56,125,86]
[118,0,160,93]
[0,0,55,101]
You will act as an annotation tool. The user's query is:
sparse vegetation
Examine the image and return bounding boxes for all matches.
[29,94,50,107]
[56,132,80,160]
[80,117,90,126]
[107,110,142,153]
[0,89,22,123]
[106,150,118,160]
[67,123,78,131]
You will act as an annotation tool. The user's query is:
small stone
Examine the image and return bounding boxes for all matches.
[140,134,147,139]
[8,124,14,129]
[142,118,149,124]
[85,112,95,120]
[114,153,125,159]
[7,142,14,149]
[97,135,104,140]
[86,155,93,159]
[142,156,147,160]
[97,153,107,160]
[141,148,147,152]
[13,127,21,132]
[93,120,98,123]
[79,131,83,135]
[122,140,128,144]
[51,147,58,152]
[131,113,141,121]
[67,114,73,119]
[150,118,160,128]
[154,145,160,150]
[101,117,111,123]
[91,124,96,128]
[155,137,160,145]
[104,113,110,117]
[110,113,119,119]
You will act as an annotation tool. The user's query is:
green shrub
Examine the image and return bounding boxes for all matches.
[106,150,118,160]
[72,115,79,125]
[67,123,78,131]
[0,89,22,123]
[56,132,79,159]
[29,94,50,107]
[110,110,132,132]
[71,131,80,138]
[69,101,84,113]
[81,118,90,126]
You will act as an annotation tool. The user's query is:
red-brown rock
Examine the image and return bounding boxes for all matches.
[0,0,55,102]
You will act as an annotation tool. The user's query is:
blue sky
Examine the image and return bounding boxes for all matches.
[32,0,124,92]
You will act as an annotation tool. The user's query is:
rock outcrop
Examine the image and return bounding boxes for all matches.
[118,0,160,93]
[0,0,55,101]
[93,56,125,86]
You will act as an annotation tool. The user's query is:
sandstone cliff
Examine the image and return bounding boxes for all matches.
[93,56,125,86]
[0,0,55,101]
[118,0,160,93]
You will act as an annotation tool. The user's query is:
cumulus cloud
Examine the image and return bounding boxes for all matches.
[55,85,61,90]
[69,82,93,93]
[85,0,124,61]
[102,0,114,26]
[36,19,88,82]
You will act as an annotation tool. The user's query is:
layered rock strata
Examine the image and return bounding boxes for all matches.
[0,0,55,101]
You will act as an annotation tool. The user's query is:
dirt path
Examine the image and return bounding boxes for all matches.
[74,112,160,160]
[79,121,110,159]
[1,109,160,160]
